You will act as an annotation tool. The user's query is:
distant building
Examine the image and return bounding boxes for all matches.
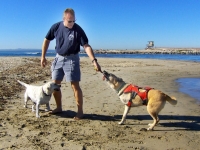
[145,41,154,50]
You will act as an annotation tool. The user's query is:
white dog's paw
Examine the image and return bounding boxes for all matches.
[44,108,50,112]
[148,123,153,126]
[36,115,40,118]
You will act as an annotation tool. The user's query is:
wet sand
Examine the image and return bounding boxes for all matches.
[0,57,200,150]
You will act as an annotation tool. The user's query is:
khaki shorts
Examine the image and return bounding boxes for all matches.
[51,53,80,82]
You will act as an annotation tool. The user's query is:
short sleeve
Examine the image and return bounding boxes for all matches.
[75,24,88,46]
[80,32,88,46]
[45,22,60,41]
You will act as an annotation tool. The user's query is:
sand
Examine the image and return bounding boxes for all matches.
[0,57,200,150]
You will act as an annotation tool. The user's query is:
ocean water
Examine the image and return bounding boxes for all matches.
[0,49,200,62]
[0,49,200,103]
[176,78,200,104]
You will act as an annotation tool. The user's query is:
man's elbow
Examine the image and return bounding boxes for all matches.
[83,44,91,49]
[44,38,50,43]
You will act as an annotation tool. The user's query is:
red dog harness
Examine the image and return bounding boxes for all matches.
[123,84,153,107]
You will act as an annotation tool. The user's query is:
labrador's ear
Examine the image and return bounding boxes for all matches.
[117,78,123,82]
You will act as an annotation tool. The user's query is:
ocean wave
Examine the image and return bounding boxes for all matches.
[25,51,56,55]
[26,52,41,55]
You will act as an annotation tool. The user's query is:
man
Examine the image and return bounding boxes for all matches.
[41,8,101,120]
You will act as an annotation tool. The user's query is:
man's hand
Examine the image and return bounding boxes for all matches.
[41,38,50,67]
[93,61,102,72]
[41,57,47,67]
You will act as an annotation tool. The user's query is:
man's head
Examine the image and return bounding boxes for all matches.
[63,8,75,29]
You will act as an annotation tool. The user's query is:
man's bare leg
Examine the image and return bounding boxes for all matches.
[71,81,83,119]
[51,80,62,113]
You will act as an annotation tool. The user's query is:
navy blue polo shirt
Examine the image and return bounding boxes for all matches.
[45,21,88,55]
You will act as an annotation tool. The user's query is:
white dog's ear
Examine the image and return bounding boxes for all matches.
[56,84,61,87]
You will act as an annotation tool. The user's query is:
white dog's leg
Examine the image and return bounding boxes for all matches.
[118,105,131,125]
[24,92,28,108]
[35,103,40,118]
[45,103,50,112]
[32,103,36,112]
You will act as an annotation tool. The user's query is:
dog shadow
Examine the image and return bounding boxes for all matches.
[51,110,200,131]
[114,114,200,131]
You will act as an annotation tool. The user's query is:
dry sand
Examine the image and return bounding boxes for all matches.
[0,57,200,150]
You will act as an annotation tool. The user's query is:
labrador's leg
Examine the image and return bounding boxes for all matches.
[118,105,131,125]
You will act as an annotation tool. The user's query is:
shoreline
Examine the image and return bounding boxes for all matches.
[176,77,200,104]
[0,57,200,149]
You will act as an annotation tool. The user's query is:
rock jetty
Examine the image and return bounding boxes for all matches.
[84,48,200,55]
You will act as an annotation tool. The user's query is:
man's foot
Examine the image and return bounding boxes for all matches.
[73,113,84,120]
[49,108,62,114]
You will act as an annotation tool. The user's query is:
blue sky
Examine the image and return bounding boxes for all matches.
[0,0,200,50]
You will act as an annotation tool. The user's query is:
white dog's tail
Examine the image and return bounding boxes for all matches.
[17,80,29,88]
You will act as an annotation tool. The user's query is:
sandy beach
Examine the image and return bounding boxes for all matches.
[0,57,200,150]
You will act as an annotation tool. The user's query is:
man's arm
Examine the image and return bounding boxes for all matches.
[83,44,101,72]
[41,38,50,67]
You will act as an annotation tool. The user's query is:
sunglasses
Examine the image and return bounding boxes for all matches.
[67,20,76,23]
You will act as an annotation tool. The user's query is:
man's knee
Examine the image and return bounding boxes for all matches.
[71,81,81,91]
[53,80,62,84]
[53,90,61,97]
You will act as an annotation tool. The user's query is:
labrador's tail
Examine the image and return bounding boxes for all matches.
[166,96,177,105]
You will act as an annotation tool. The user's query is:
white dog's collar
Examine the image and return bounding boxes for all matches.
[42,87,51,96]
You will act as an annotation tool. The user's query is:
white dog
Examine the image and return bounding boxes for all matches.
[17,80,61,118]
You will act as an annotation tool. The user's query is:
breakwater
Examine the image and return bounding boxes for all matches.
[88,48,200,55]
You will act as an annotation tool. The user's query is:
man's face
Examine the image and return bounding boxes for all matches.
[63,13,75,29]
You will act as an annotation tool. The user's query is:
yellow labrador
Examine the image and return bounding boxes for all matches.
[102,71,177,130]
